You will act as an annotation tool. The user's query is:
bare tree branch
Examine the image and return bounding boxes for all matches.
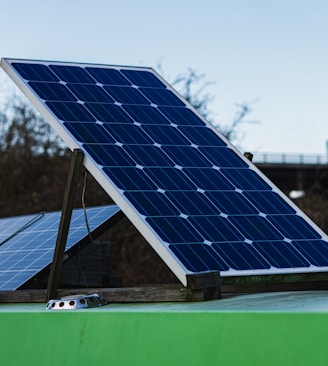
[218,99,260,144]
[0,94,67,157]
[171,68,215,123]
[165,66,260,145]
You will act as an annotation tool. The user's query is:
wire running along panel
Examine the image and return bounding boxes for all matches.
[2,58,328,286]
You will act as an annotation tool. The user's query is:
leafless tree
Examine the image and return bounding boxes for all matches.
[169,67,257,145]
[0,95,66,157]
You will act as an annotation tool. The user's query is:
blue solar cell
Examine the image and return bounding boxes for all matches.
[102,124,153,145]
[205,191,258,215]
[147,216,204,244]
[103,167,157,191]
[29,81,77,101]
[221,168,272,191]
[162,146,212,167]
[84,144,135,166]
[125,191,179,216]
[124,145,174,167]
[268,215,321,240]
[166,191,218,216]
[143,167,197,190]
[4,58,328,285]
[170,243,229,272]
[159,106,206,126]
[179,126,227,146]
[229,216,283,241]
[64,122,116,143]
[104,85,151,105]
[200,147,248,168]
[121,69,166,88]
[86,103,134,123]
[12,63,59,81]
[67,83,115,103]
[253,241,310,268]
[189,216,244,242]
[49,65,95,83]
[141,125,191,145]
[212,242,270,270]
[244,191,296,215]
[140,87,185,106]
[122,105,171,124]
[293,240,328,266]
[86,67,131,86]
[46,101,96,122]
[0,205,121,290]
[182,167,235,191]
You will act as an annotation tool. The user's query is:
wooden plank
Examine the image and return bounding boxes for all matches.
[3,273,328,304]
[0,285,201,303]
[221,272,328,293]
[0,290,47,303]
[222,281,328,293]
[2,277,328,303]
[46,149,84,301]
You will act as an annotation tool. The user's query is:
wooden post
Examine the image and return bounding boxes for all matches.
[46,149,84,301]
[186,271,221,301]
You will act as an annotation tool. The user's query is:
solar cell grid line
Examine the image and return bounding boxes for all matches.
[3,58,328,286]
[0,205,121,291]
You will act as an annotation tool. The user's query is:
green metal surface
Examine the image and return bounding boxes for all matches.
[1,292,328,365]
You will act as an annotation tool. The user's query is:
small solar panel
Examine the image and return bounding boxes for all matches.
[2,58,328,286]
[0,205,121,290]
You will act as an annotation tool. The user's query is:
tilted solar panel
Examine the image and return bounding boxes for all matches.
[0,205,121,290]
[2,58,328,286]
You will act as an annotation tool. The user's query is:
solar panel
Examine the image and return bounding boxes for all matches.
[0,205,121,290]
[2,58,328,286]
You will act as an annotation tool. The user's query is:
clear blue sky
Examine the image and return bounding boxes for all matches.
[1,0,327,155]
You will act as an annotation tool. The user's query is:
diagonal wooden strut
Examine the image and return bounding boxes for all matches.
[46,149,84,301]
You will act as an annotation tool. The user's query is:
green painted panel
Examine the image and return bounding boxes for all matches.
[1,302,328,366]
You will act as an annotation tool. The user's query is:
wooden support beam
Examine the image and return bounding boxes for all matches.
[46,149,84,301]
[186,271,221,301]
[3,272,328,303]
[0,286,200,304]
[221,272,328,293]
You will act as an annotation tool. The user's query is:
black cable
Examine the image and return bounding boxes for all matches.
[81,171,95,243]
